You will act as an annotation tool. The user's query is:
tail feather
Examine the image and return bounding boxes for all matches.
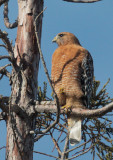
[68,117,81,146]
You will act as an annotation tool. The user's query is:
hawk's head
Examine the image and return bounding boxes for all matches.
[52,32,80,46]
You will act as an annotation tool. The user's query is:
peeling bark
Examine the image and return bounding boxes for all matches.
[6,1,43,160]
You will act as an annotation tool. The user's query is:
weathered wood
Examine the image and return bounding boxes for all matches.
[6,1,43,160]
[1,100,113,118]
[34,101,113,118]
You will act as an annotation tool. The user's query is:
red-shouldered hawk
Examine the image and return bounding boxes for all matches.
[51,32,94,146]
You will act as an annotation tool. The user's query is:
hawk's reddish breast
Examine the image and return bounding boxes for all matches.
[51,32,94,145]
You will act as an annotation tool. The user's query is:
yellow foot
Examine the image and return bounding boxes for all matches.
[59,88,64,94]
[61,105,72,113]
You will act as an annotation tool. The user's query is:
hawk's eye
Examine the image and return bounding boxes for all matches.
[59,34,64,37]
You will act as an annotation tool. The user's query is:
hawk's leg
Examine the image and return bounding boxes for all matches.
[61,104,72,113]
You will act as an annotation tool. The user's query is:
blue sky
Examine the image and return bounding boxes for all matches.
[0,0,113,159]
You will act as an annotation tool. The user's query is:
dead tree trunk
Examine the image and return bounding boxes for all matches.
[6,1,43,160]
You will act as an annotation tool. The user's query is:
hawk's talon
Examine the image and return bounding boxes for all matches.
[61,105,72,113]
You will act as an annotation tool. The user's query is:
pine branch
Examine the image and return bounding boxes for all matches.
[97,141,113,152]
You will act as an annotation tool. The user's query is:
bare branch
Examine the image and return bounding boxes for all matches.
[4,69,10,78]
[65,138,91,154]
[50,132,62,156]
[0,55,11,61]
[4,2,18,29]
[63,0,101,3]
[0,30,14,58]
[0,146,6,150]
[0,74,3,80]
[0,64,11,71]
[34,7,60,140]
[1,99,113,118]
[0,112,5,120]
[68,145,93,160]
[61,135,69,160]
[0,64,11,78]
[0,113,3,120]
[0,96,29,118]
[33,151,58,159]
[0,103,29,118]
[34,101,113,118]
[0,44,6,48]
[0,95,9,102]
[0,0,8,6]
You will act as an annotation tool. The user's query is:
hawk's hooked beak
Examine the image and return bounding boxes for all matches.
[52,35,58,43]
